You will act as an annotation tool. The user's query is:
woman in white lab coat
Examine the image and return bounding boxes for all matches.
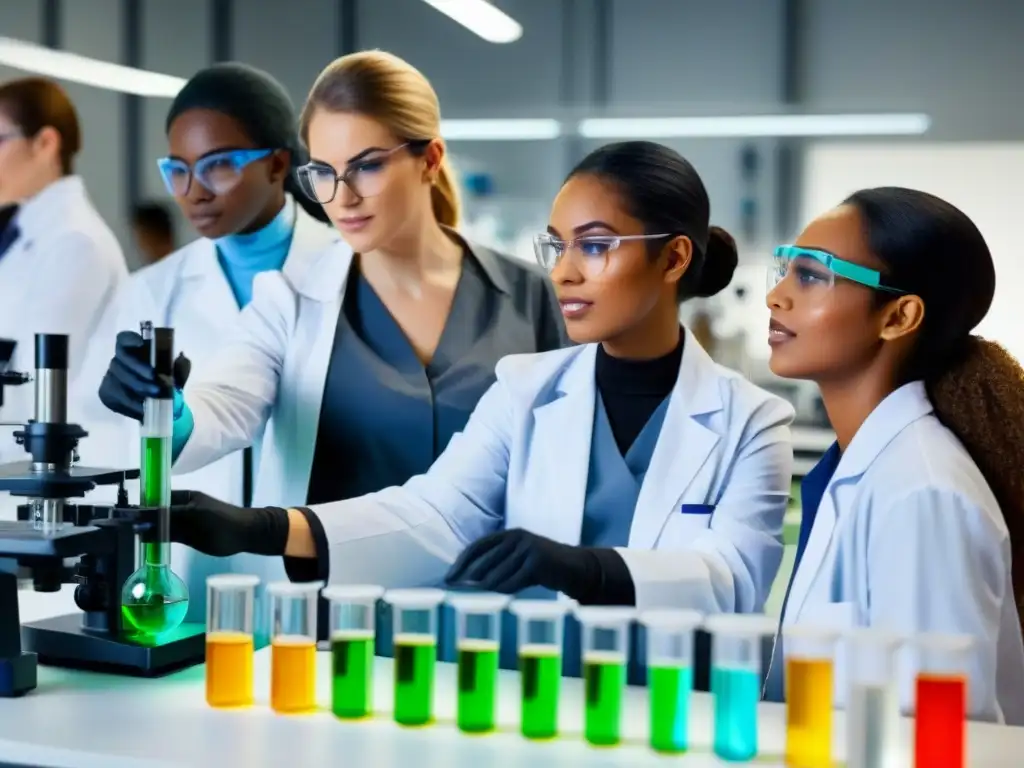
[763,187,1024,723]
[0,77,126,444]
[92,52,566,624]
[158,141,795,673]
[76,63,339,620]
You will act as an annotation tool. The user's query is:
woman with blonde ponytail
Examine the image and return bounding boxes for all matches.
[94,51,566,633]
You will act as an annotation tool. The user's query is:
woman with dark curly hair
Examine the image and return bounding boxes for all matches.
[764,186,1024,725]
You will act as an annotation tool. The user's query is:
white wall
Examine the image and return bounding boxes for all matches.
[801,141,1024,362]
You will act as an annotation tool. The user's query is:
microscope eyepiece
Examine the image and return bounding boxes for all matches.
[34,334,69,372]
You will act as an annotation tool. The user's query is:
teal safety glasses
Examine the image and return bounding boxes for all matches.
[769,245,905,295]
[157,148,274,197]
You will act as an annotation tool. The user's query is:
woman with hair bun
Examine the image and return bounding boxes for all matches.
[764,187,1024,723]
[159,141,796,678]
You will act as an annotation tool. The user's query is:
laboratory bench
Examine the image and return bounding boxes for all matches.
[5,593,1024,768]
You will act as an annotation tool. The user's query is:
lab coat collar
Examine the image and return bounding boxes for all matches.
[833,380,933,482]
[536,328,725,548]
[15,175,88,232]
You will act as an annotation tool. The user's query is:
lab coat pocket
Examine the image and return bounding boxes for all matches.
[660,504,714,545]
[797,600,855,708]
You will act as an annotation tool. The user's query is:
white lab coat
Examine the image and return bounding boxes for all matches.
[284,334,796,613]
[775,381,1024,724]
[71,200,340,619]
[0,176,126,459]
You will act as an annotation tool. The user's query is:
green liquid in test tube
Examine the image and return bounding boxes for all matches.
[510,600,570,740]
[121,324,189,637]
[640,609,703,754]
[576,606,635,747]
[447,592,510,734]
[385,588,445,727]
[324,584,385,719]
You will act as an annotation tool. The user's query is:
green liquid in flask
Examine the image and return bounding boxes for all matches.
[331,630,374,719]
[457,639,499,733]
[649,664,693,753]
[584,652,625,746]
[519,645,561,740]
[393,634,436,726]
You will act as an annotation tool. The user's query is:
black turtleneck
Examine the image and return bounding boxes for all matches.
[595,331,684,455]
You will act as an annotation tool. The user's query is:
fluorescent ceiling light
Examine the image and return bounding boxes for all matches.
[578,113,932,139]
[0,37,186,97]
[441,119,561,141]
[421,0,523,43]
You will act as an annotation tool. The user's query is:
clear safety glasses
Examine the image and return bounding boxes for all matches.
[157,148,274,197]
[533,232,673,278]
[295,140,429,204]
[768,245,905,296]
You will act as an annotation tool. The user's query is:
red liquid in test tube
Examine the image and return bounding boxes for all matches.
[914,673,967,767]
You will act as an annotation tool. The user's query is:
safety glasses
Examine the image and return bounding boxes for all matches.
[156,148,274,197]
[768,245,905,295]
[533,232,673,278]
[295,141,429,204]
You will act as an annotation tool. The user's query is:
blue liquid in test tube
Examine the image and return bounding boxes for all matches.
[705,613,777,763]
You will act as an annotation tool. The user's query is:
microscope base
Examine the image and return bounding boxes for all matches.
[22,614,205,677]
[0,652,37,697]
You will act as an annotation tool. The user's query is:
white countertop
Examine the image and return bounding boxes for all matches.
[4,599,1024,767]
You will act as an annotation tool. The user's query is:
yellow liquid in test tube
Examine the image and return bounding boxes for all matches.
[271,635,317,713]
[206,631,254,707]
[785,657,834,768]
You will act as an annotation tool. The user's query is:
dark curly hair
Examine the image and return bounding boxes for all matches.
[849,187,1024,615]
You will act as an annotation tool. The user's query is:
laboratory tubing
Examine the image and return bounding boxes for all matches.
[705,613,778,762]
[447,592,511,733]
[324,584,385,719]
[783,625,839,768]
[205,574,260,708]
[268,581,322,714]
[846,629,902,768]
[640,609,703,754]
[914,633,972,768]
[385,588,445,726]
[576,606,635,747]
[121,324,189,637]
[509,599,571,740]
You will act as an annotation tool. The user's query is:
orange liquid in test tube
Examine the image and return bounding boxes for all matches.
[206,631,254,707]
[271,635,317,713]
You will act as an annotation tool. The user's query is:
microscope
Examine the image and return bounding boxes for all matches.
[0,333,205,697]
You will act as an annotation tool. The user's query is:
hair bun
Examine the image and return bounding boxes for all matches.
[695,226,738,298]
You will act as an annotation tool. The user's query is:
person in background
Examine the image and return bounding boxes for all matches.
[140,141,795,683]
[764,187,1024,723]
[130,201,175,268]
[94,51,566,627]
[0,77,126,456]
[74,63,339,621]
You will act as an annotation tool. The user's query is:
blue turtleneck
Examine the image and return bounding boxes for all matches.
[215,199,295,308]
[172,199,296,456]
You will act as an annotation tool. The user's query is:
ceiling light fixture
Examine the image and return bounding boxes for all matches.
[578,113,932,139]
[420,0,523,44]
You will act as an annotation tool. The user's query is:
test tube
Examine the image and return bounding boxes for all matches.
[846,629,902,768]
[705,613,777,762]
[784,625,839,768]
[447,592,511,733]
[914,633,972,768]
[324,584,384,719]
[205,574,260,708]
[267,581,321,714]
[576,606,635,747]
[385,588,445,726]
[640,609,702,754]
[509,599,570,740]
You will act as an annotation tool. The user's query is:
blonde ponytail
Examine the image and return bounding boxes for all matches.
[431,155,460,228]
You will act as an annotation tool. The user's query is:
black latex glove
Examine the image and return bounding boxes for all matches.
[445,528,614,602]
[98,331,191,421]
[154,490,291,558]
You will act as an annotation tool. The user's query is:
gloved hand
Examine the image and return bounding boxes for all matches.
[98,331,191,421]
[149,490,291,558]
[445,528,606,599]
